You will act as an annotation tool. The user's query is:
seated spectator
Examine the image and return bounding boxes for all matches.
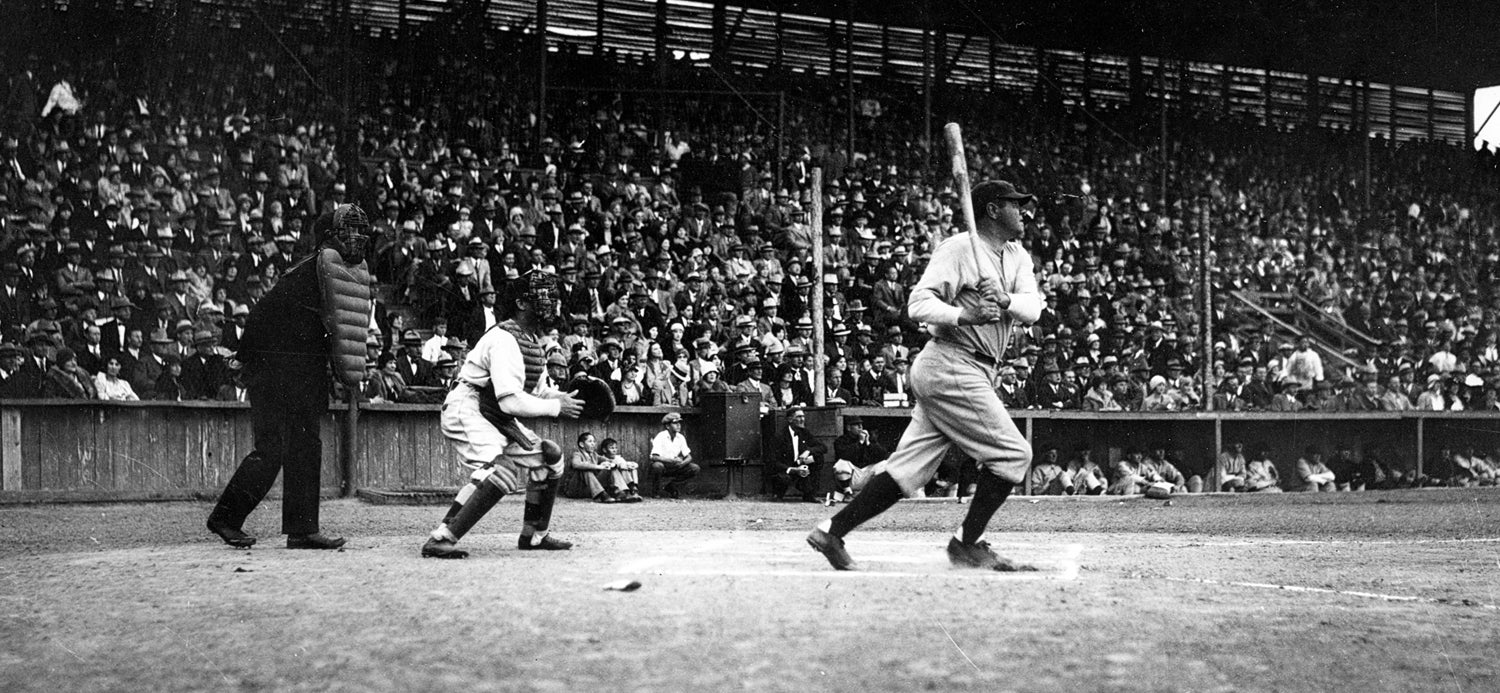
[93,354,139,401]
[1141,375,1179,411]
[1065,447,1107,495]
[597,437,644,502]
[1027,446,1075,495]
[1268,380,1303,411]
[691,364,731,406]
[365,352,408,403]
[1293,446,1337,492]
[765,406,825,502]
[613,361,654,405]
[1243,449,1283,492]
[153,353,187,401]
[648,412,698,498]
[43,348,96,399]
[566,432,643,503]
[830,415,888,502]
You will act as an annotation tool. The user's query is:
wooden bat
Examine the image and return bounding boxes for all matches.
[944,122,1007,344]
[944,122,980,246]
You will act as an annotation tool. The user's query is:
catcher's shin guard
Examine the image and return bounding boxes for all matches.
[522,476,561,534]
[445,474,507,541]
[521,440,564,536]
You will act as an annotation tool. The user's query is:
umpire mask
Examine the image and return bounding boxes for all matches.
[322,203,372,265]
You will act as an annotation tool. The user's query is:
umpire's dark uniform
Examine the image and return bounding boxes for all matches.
[208,257,332,536]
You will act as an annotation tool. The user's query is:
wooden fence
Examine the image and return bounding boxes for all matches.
[4,400,1500,502]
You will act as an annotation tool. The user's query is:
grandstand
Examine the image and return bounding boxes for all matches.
[3,0,1500,501]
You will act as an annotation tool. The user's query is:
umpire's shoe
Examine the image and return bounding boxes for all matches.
[287,533,346,550]
[946,538,1037,572]
[421,537,469,559]
[806,527,860,571]
[207,520,256,548]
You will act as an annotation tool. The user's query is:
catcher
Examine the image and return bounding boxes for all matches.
[421,269,614,558]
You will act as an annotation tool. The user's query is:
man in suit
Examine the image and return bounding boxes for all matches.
[0,341,29,397]
[99,296,135,356]
[130,328,174,399]
[162,271,198,324]
[394,330,435,387]
[4,331,53,398]
[180,330,228,400]
[0,262,31,342]
[765,407,827,502]
[71,324,107,376]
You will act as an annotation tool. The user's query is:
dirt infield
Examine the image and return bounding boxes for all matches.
[3,489,1500,692]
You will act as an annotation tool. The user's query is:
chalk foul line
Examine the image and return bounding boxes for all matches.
[1163,576,1500,611]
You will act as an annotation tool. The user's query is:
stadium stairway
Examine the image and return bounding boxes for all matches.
[1229,290,1377,373]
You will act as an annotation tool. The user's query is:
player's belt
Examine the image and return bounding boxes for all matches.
[970,350,998,367]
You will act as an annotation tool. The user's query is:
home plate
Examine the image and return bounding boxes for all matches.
[615,532,1081,580]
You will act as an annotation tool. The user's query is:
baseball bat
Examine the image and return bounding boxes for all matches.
[945,123,1007,344]
[943,123,980,244]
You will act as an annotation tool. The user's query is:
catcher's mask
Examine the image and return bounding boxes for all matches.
[518,269,560,319]
[318,203,372,264]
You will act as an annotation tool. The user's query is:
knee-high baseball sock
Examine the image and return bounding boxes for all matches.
[827,472,904,538]
[441,478,484,525]
[521,477,561,543]
[435,479,505,542]
[958,472,1014,544]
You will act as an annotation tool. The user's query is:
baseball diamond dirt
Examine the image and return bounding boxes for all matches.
[2,489,1499,692]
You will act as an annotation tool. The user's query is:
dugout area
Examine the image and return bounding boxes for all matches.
[2,489,1498,692]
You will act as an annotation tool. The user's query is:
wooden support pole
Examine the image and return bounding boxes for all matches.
[811,167,826,405]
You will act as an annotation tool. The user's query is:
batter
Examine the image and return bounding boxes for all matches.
[807,180,1042,571]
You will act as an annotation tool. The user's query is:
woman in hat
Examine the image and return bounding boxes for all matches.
[42,347,96,399]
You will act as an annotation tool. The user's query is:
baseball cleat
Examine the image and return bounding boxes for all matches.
[807,528,860,571]
[421,537,469,559]
[946,538,1037,572]
[518,535,573,551]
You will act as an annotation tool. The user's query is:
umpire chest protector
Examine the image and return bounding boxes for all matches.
[316,249,373,388]
[498,319,550,392]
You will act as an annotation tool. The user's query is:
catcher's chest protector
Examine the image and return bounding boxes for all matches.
[316,248,373,387]
[500,320,548,392]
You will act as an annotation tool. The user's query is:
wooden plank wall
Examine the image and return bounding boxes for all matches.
[6,402,1500,501]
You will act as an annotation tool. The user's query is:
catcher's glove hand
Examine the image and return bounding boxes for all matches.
[565,375,617,422]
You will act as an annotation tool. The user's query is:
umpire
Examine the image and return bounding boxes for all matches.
[206,204,373,550]
[808,180,1042,571]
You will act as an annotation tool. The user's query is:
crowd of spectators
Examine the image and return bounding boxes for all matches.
[5,13,1500,421]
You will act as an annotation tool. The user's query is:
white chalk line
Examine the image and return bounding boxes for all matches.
[1175,537,1500,548]
[1163,576,1500,611]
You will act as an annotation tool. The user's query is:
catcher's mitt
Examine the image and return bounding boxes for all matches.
[565,375,616,422]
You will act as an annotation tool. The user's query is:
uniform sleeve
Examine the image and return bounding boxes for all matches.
[906,237,968,326]
[490,332,563,418]
[1005,248,1043,325]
